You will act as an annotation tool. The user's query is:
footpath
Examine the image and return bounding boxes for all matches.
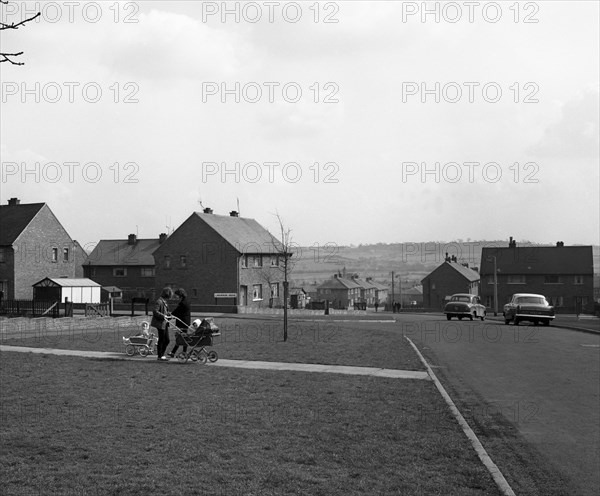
[0,344,430,380]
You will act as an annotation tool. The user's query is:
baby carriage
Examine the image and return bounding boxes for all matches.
[171,317,220,364]
[123,322,158,357]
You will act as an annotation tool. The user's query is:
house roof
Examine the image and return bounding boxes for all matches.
[352,278,377,289]
[404,286,423,295]
[370,280,389,291]
[422,261,480,283]
[0,202,45,245]
[194,212,284,254]
[480,246,593,275]
[85,239,161,266]
[33,277,101,288]
[317,276,362,290]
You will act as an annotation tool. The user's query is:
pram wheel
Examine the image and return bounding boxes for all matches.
[177,352,188,363]
[207,351,218,363]
[139,346,150,357]
[125,345,135,356]
[191,349,207,364]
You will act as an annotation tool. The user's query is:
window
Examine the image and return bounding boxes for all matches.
[253,255,262,268]
[0,249,5,263]
[164,255,171,269]
[180,255,187,267]
[271,255,279,267]
[574,275,584,285]
[63,248,69,262]
[548,296,563,307]
[241,255,247,268]
[113,267,127,277]
[192,288,198,298]
[252,284,263,300]
[544,275,562,284]
[51,247,58,262]
[508,275,526,284]
[141,267,155,277]
[487,276,495,285]
[270,283,279,298]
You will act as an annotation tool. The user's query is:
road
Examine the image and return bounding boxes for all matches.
[400,314,599,496]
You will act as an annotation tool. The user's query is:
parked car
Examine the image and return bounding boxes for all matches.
[444,294,486,321]
[503,293,555,326]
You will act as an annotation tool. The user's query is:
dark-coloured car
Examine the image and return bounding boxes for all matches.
[503,293,555,326]
[444,293,486,321]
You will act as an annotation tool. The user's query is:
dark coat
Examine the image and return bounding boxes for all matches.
[150,297,169,330]
[171,298,191,330]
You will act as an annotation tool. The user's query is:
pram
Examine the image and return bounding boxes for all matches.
[170,316,220,364]
[122,322,158,357]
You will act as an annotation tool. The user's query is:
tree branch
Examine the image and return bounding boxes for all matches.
[0,12,41,30]
[0,52,25,65]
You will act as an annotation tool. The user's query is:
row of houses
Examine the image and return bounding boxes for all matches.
[0,199,297,309]
[1,199,595,313]
[422,238,595,313]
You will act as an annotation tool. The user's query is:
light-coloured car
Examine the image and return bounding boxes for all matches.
[443,294,486,321]
[503,293,555,326]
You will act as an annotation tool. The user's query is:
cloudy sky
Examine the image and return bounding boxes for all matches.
[1,1,598,250]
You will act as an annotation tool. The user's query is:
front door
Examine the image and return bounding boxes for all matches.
[240,285,247,306]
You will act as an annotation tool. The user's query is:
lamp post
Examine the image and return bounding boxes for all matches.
[492,256,498,316]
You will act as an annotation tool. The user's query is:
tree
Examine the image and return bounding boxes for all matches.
[1,1,40,65]
[269,213,296,342]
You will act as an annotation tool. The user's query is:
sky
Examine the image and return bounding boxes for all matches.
[1,0,598,251]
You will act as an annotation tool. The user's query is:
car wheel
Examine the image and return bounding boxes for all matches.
[514,318,519,326]
[458,316,463,320]
[469,313,474,321]
[481,313,486,321]
[504,319,510,325]
[543,319,550,327]
[446,314,452,321]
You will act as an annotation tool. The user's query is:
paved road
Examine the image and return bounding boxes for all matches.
[400,313,600,495]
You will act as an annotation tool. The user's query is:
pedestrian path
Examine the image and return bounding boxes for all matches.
[0,345,430,380]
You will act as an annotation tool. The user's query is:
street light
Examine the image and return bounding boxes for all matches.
[487,256,498,316]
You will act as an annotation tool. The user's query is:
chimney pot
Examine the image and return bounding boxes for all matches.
[8,198,20,205]
[128,234,137,245]
[159,233,167,244]
[203,207,213,214]
[230,210,239,217]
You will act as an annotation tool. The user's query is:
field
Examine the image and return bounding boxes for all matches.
[0,315,566,495]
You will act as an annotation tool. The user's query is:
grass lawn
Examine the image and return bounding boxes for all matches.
[1,316,424,370]
[0,351,501,496]
[2,315,570,495]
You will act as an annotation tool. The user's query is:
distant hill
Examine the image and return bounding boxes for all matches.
[290,240,600,290]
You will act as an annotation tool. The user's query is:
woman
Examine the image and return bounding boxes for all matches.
[168,288,191,358]
[151,287,173,361]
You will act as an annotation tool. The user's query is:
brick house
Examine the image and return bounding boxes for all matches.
[369,278,389,305]
[152,209,289,309]
[351,275,377,305]
[0,198,83,299]
[316,274,363,309]
[480,239,594,313]
[421,256,480,309]
[83,233,166,302]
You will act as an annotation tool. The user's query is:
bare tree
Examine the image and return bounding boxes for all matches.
[269,212,296,342]
[1,0,40,65]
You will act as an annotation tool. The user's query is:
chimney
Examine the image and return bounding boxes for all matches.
[230,211,239,217]
[556,241,564,247]
[203,207,213,214]
[509,236,516,248]
[8,198,20,205]
[128,234,137,245]
[445,252,451,262]
[159,233,167,244]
